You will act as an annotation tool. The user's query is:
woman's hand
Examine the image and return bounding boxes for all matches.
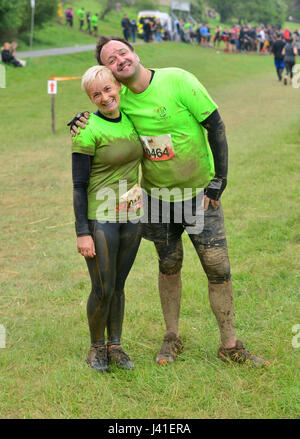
[77,235,96,258]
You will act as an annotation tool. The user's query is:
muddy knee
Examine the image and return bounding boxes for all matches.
[201,246,231,283]
[155,240,183,275]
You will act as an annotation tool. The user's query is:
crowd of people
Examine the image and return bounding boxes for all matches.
[120,17,299,84]
[63,6,99,36]
[121,14,171,43]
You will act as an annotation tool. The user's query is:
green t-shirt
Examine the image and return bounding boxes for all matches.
[72,112,143,221]
[91,15,98,26]
[119,68,217,201]
[77,9,85,20]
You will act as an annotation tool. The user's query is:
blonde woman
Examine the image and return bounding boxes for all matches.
[71,66,143,372]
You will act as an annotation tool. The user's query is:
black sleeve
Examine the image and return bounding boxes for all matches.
[72,153,93,237]
[200,109,228,178]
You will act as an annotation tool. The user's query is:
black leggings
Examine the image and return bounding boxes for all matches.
[85,220,141,346]
[285,61,295,78]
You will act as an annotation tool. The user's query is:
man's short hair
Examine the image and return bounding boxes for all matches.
[95,36,134,65]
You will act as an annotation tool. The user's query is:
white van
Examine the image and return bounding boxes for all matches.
[137,10,172,38]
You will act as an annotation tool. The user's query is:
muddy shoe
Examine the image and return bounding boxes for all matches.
[86,344,110,373]
[155,331,184,365]
[107,345,134,370]
[218,339,271,367]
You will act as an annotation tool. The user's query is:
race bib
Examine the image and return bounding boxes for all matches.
[140,134,175,161]
[117,184,143,212]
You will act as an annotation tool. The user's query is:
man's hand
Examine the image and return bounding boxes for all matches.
[204,176,227,211]
[204,195,220,211]
[77,235,96,258]
[67,111,90,137]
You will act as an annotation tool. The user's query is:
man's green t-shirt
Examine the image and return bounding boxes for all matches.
[72,112,143,221]
[120,68,217,201]
[77,9,85,20]
[91,15,98,27]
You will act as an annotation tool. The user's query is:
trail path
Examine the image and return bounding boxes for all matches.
[17,41,144,58]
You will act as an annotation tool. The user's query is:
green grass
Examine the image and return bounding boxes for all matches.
[0,42,300,419]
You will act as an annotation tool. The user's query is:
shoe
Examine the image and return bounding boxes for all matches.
[218,339,271,367]
[86,344,110,373]
[284,77,287,85]
[107,345,134,370]
[155,331,183,365]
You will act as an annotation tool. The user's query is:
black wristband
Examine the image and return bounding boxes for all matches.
[204,177,227,201]
[67,112,89,131]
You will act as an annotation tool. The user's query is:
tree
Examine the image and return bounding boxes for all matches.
[100,0,134,20]
[18,0,59,32]
[0,0,58,41]
[207,0,238,23]
[0,0,24,35]
[207,0,287,25]
[191,0,204,22]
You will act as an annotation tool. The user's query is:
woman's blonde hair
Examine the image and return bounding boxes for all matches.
[81,65,119,95]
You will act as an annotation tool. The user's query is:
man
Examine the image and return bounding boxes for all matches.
[69,36,270,368]
[272,33,285,81]
[91,13,99,37]
[121,14,131,41]
[77,7,85,31]
[86,11,91,35]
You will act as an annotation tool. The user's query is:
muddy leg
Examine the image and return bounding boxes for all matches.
[208,280,236,348]
[155,239,183,336]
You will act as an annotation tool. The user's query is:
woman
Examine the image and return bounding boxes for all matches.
[1,42,26,67]
[72,66,143,372]
[282,37,298,85]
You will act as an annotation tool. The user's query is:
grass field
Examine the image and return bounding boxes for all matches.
[0,42,300,419]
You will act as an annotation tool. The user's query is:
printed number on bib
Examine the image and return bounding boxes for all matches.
[140,134,175,161]
[117,184,143,212]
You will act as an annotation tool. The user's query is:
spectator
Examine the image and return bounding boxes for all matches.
[1,42,26,67]
[200,23,208,46]
[121,14,131,41]
[130,18,137,43]
[174,18,181,41]
[155,18,163,42]
[222,27,229,52]
[229,25,237,53]
[163,20,171,41]
[283,28,291,42]
[213,25,222,48]
[143,19,152,43]
[257,27,266,53]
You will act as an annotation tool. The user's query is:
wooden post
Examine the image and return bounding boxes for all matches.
[51,94,55,134]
